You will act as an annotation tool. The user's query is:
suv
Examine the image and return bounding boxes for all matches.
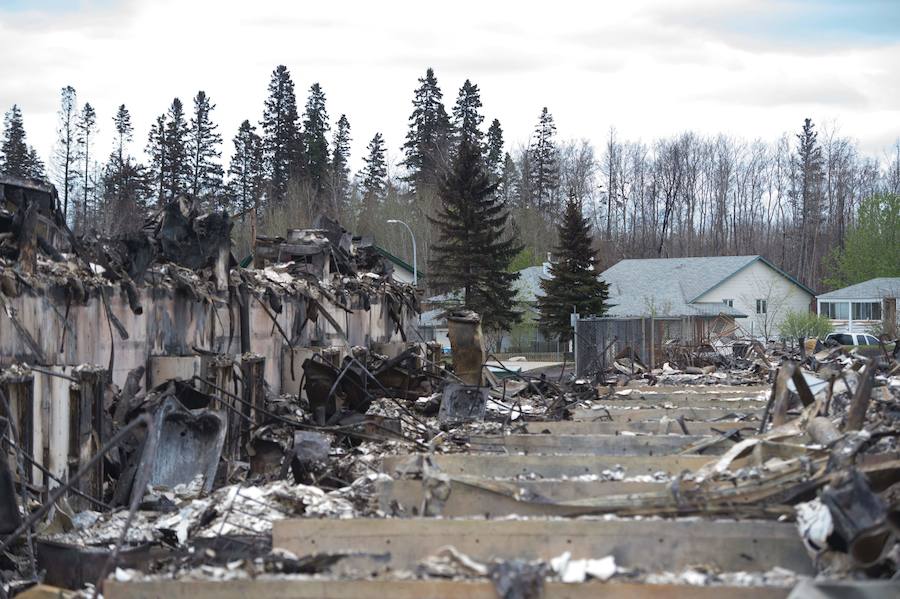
[825,332,882,346]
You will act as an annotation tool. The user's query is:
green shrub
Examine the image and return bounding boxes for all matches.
[779,311,834,340]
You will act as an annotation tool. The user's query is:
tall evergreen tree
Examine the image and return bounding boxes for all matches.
[429,138,522,332]
[146,113,167,204]
[401,67,451,194]
[188,91,224,203]
[498,152,519,206]
[76,102,98,225]
[227,119,265,215]
[1,105,44,179]
[528,107,559,213]
[485,118,504,179]
[53,86,78,218]
[452,79,484,151]
[104,103,145,211]
[302,82,330,209]
[329,114,351,217]
[361,132,387,200]
[260,65,302,204]
[537,191,609,341]
[793,118,824,285]
[358,132,387,231]
[101,106,150,235]
[163,98,190,200]
[112,104,132,164]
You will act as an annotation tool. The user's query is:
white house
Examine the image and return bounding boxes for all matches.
[816,278,900,333]
[600,255,815,338]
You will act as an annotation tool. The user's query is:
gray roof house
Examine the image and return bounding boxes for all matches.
[600,255,815,338]
[816,278,900,333]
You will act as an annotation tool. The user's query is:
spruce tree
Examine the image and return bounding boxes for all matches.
[53,86,78,218]
[485,118,503,180]
[302,82,330,210]
[227,120,264,215]
[1,105,44,179]
[260,65,302,204]
[146,113,167,204]
[429,138,522,332]
[188,91,224,203]
[537,190,609,342]
[163,98,190,200]
[452,79,484,151]
[76,102,98,224]
[401,67,451,194]
[528,107,559,213]
[357,133,387,232]
[498,152,519,206]
[101,106,150,235]
[112,104,132,164]
[330,114,351,217]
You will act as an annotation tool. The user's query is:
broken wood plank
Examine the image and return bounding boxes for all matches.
[379,477,666,518]
[592,398,767,410]
[104,579,791,599]
[602,386,769,400]
[466,433,727,455]
[571,406,761,421]
[523,419,757,436]
[272,518,814,574]
[381,454,713,478]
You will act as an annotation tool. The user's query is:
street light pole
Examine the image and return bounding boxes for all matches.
[387,219,417,286]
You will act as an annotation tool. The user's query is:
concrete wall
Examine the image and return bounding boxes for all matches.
[0,282,411,394]
[695,259,813,339]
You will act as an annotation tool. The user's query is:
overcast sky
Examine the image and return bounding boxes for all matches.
[1,0,899,175]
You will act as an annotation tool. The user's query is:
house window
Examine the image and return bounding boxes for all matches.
[756,299,767,314]
[820,301,849,320]
[722,299,734,307]
[851,301,882,321]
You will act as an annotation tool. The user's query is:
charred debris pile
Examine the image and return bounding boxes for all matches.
[1,176,899,598]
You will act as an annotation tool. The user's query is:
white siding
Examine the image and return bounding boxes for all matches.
[695,260,813,338]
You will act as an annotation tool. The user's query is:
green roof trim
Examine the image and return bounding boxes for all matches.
[374,245,425,280]
[687,255,816,301]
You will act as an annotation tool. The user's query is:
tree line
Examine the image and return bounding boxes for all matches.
[1,65,899,297]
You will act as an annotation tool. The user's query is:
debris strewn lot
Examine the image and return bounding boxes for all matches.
[1,176,899,598]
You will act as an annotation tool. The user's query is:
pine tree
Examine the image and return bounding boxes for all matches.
[428,138,522,332]
[260,65,302,204]
[329,114,351,217]
[112,104,132,164]
[793,118,824,284]
[146,113,167,204]
[76,102,98,225]
[53,86,78,219]
[103,103,149,221]
[163,98,190,200]
[227,119,264,215]
[401,67,451,194]
[537,190,609,341]
[528,107,559,213]
[498,152,519,206]
[1,105,44,179]
[361,133,387,199]
[452,79,484,152]
[302,82,330,210]
[188,91,224,203]
[357,132,387,231]
[101,106,150,235]
[485,118,504,180]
